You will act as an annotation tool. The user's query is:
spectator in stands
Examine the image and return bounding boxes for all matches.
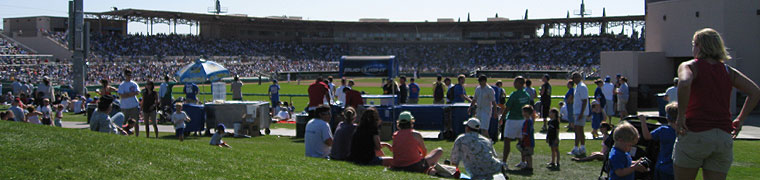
[389,111,444,173]
[349,107,392,166]
[330,107,357,161]
[118,69,141,137]
[408,77,420,104]
[450,118,507,179]
[142,81,160,138]
[398,76,408,104]
[231,75,243,101]
[305,105,333,158]
[570,72,590,156]
[470,75,497,138]
[539,74,552,131]
[12,79,22,96]
[432,75,446,104]
[673,28,760,180]
[501,76,531,165]
[452,74,471,103]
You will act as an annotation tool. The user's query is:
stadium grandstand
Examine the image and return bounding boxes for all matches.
[2,8,644,85]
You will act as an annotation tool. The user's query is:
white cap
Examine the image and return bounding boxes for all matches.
[463,117,481,129]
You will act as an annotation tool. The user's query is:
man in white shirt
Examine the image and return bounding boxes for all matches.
[570,72,590,156]
[469,75,497,139]
[118,70,141,137]
[327,76,336,103]
[304,105,333,158]
[664,78,678,104]
[601,76,615,120]
[335,78,347,106]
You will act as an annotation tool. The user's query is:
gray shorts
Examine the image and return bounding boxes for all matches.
[573,114,586,126]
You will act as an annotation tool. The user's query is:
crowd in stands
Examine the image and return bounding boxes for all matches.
[0,36,29,55]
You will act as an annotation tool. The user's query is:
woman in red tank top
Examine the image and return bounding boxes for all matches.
[673,28,760,179]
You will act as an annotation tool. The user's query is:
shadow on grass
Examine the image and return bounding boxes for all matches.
[506,169,534,176]
[157,134,204,140]
[290,137,304,143]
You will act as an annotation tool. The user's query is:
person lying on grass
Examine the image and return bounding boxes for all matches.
[210,123,231,148]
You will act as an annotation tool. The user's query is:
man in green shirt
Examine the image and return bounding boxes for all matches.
[501,76,531,165]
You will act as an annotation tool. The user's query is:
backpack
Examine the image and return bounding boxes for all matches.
[433,82,445,101]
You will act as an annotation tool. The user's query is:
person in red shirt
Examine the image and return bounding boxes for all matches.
[308,77,330,118]
[344,87,364,109]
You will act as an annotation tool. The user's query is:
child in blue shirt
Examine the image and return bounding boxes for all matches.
[639,103,678,180]
[608,122,647,180]
[516,105,535,171]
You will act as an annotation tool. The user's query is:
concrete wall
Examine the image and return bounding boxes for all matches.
[12,36,72,61]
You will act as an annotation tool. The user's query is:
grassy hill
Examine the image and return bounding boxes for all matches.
[3,120,759,179]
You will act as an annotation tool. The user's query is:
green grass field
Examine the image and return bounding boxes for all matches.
[146,77,595,113]
[2,116,759,179]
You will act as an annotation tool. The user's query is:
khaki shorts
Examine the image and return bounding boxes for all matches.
[573,114,587,126]
[673,128,733,173]
[617,98,628,111]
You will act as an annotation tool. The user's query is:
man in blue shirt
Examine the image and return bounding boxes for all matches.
[452,74,472,103]
[407,78,420,104]
[184,82,199,104]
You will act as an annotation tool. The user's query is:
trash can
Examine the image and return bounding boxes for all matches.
[86,104,97,124]
[295,114,309,138]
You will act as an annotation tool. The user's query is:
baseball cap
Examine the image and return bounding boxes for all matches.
[463,117,480,129]
[398,111,414,124]
[604,76,611,83]
[217,123,226,131]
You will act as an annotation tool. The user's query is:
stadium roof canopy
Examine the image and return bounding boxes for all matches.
[86,8,643,26]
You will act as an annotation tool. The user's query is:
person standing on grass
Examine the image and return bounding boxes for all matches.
[493,80,507,140]
[231,75,243,101]
[172,103,191,141]
[615,77,630,120]
[594,79,607,116]
[37,77,54,103]
[501,76,531,165]
[525,79,537,108]
[307,78,329,119]
[141,81,160,138]
[673,28,760,180]
[602,76,615,121]
[389,111,444,173]
[470,75,497,139]
[432,75,446,104]
[183,82,199,104]
[639,103,678,180]
[383,77,400,105]
[349,107,393,166]
[398,76,408,104]
[546,108,561,169]
[540,74,552,132]
[452,74,471,103]
[569,72,589,156]
[268,79,280,113]
[451,118,507,179]
[444,77,454,104]
[327,76,336,102]
[159,75,175,113]
[118,70,141,137]
[664,78,678,104]
[305,105,333,158]
[335,78,347,105]
[408,77,420,104]
[329,107,357,161]
[564,80,575,130]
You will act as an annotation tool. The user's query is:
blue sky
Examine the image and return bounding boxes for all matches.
[0,0,645,34]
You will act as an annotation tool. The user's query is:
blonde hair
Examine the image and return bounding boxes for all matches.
[693,28,731,61]
[665,102,678,123]
[343,107,356,122]
[613,122,639,143]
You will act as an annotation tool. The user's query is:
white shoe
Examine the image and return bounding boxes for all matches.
[514,161,526,168]
[567,147,578,155]
[579,147,587,155]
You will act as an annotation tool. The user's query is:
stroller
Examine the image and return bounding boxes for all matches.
[598,115,668,180]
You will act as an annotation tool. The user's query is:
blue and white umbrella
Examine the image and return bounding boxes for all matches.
[176,59,231,83]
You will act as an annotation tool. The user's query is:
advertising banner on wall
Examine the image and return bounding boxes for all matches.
[339,56,397,78]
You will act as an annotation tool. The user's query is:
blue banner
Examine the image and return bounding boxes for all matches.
[339,56,396,78]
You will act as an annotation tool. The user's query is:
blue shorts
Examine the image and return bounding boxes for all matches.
[591,117,602,130]
[175,128,185,137]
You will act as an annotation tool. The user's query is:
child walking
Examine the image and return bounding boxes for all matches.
[590,100,608,139]
[171,103,190,141]
[515,105,536,171]
[546,108,561,169]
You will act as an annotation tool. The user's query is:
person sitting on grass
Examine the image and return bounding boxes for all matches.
[305,104,333,158]
[89,95,127,135]
[515,105,536,172]
[546,108,561,169]
[450,118,507,179]
[639,103,678,180]
[172,103,191,142]
[329,107,357,161]
[9,99,26,122]
[571,122,613,162]
[1,110,13,121]
[349,107,393,166]
[389,111,444,173]
[210,123,231,148]
[590,100,608,139]
[608,122,648,180]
